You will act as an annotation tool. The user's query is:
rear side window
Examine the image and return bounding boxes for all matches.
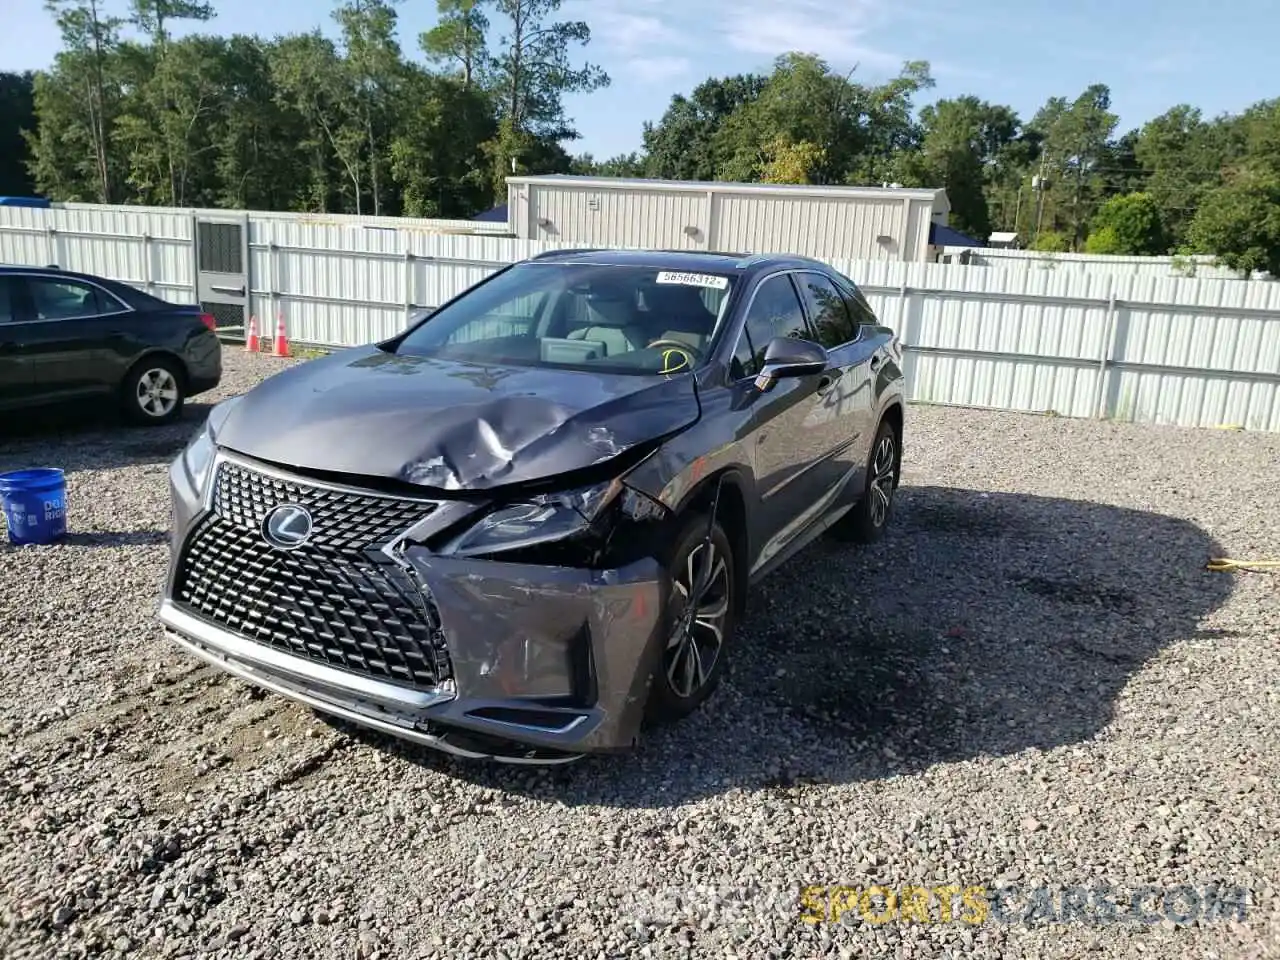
[0,278,14,324]
[833,275,880,330]
[797,272,857,348]
[28,278,113,320]
[730,273,809,380]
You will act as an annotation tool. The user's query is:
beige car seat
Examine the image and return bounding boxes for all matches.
[644,284,718,351]
[565,289,649,356]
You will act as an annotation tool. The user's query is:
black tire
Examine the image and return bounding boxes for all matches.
[644,510,738,725]
[122,356,186,426]
[831,417,899,544]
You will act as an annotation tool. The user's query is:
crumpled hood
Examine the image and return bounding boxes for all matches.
[215,346,702,492]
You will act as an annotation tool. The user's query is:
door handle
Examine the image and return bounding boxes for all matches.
[210,285,245,297]
[869,354,883,371]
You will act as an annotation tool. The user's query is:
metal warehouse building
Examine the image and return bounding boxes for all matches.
[501,175,952,263]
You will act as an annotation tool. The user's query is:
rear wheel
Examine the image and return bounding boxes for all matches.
[831,417,899,544]
[122,357,186,425]
[645,511,737,725]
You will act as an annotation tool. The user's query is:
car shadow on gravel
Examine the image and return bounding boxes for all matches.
[0,402,213,473]
[347,484,1234,807]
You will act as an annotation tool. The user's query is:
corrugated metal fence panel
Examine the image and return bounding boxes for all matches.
[1105,275,1280,430]
[943,247,1247,281]
[0,203,195,301]
[832,259,1113,417]
[829,258,1280,428]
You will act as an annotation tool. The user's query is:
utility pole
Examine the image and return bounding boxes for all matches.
[1032,152,1050,247]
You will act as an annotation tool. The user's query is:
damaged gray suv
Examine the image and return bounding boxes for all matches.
[159,249,905,763]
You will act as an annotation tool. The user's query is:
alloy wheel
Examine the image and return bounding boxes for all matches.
[665,537,731,699]
[868,433,896,528]
[136,367,180,418]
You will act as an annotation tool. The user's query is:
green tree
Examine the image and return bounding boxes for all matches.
[896,96,1021,239]
[272,31,363,212]
[1031,229,1070,252]
[1029,84,1118,249]
[389,66,494,216]
[0,72,37,196]
[122,0,217,205]
[641,73,766,181]
[709,55,934,186]
[420,0,488,90]
[39,0,125,201]
[333,0,404,215]
[1187,166,1280,278]
[760,135,825,184]
[569,152,644,177]
[1084,192,1165,255]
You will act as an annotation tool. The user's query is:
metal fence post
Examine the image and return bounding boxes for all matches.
[404,246,415,328]
[142,233,152,291]
[268,239,278,327]
[1095,276,1119,419]
[189,214,200,304]
[46,225,57,267]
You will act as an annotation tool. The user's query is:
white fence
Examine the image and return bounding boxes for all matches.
[939,246,1250,281]
[3,203,1279,432]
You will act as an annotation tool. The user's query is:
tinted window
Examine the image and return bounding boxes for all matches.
[395,262,736,376]
[28,278,110,320]
[730,273,809,380]
[797,272,857,348]
[0,278,14,324]
[833,275,879,329]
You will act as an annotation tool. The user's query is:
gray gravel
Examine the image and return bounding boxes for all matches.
[2,348,1278,960]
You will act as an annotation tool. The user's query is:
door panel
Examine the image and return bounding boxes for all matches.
[729,272,835,573]
[19,276,127,402]
[195,216,249,334]
[0,277,34,408]
[795,271,877,507]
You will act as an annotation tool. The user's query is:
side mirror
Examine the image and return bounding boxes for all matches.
[754,336,828,390]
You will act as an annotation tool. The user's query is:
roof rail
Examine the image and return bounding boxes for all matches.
[529,248,607,260]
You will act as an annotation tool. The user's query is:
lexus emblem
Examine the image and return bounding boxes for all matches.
[263,504,313,549]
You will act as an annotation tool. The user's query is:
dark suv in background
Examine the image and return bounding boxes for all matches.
[160,249,905,763]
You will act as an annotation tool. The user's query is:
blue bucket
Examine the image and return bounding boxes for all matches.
[0,468,68,546]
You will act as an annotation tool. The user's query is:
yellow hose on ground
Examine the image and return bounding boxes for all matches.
[1205,558,1280,572]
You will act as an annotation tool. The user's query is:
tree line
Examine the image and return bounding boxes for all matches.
[1,0,1277,276]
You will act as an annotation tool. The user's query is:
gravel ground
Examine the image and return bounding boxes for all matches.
[1,348,1278,960]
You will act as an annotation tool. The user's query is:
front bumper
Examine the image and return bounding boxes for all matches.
[160,452,669,763]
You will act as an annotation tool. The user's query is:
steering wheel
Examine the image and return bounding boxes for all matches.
[646,338,703,374]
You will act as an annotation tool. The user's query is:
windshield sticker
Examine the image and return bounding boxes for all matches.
[656,271,729,290]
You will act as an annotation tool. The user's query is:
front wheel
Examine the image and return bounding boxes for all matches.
[122,358,186,425]
[831,418,899,544]
[644,511,737,725]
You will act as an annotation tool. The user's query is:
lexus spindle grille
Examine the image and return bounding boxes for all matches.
[173,459,451,690]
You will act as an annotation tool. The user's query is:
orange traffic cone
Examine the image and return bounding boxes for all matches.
[245,314,259,352]
[272,310,290,358]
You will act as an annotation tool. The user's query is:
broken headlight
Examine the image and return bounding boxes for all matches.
[444,477,668,561]
[445,478,623,558]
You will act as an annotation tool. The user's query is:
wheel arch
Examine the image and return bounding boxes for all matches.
[120,349,190,391]
[673,466,752,619]
[879,400,904,487]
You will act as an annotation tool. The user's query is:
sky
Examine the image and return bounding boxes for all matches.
[4,0,1278,160]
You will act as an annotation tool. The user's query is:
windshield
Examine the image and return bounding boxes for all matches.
[393,262,737,376]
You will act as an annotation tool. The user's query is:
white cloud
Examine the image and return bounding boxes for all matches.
[718,0,903,70]
[625,55,694,84]
[590,9,683,54]
[574,0,907,76]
